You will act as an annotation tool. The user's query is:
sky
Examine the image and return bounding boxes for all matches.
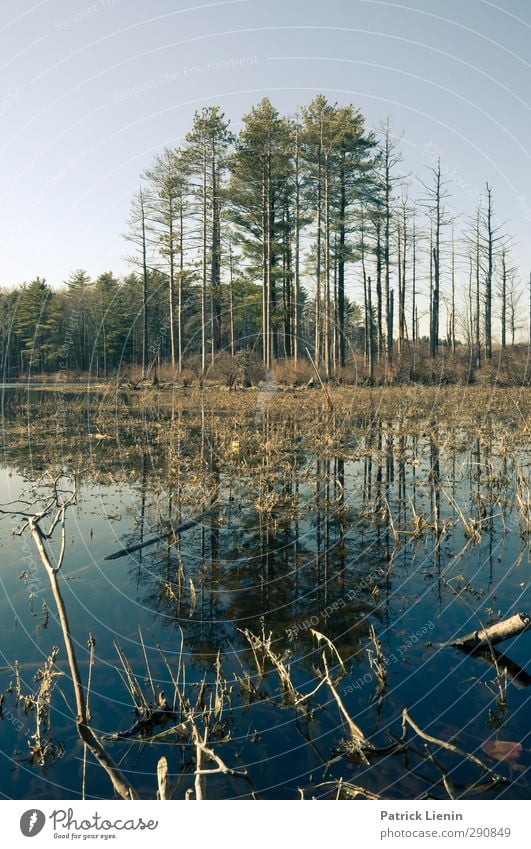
[0,0,530,294]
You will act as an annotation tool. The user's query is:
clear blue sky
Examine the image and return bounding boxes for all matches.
[1,0,529,288]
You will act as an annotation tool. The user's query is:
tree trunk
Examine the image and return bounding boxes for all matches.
[501,249,507,350]
[211,141,222,357]
[168,200,176,369]
[140,189,149,380]
[485,183,493,360]
[338,160,346,369]
[201,148,208,374]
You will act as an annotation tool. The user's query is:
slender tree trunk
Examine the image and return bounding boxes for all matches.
[475,209,482,368]
[384,159,392,363]
[431,162,442,360]
[262,165,268,367]
[368,275,376,384]
[411,219,416,349]
[332,241,338,372]
[388,289,394,374]
[201,148,208,374]
[338,159,347,368]
[266,156,273,369]
[140,188,149,380]
[360,208,369,363]
[376,215,383,360]
[429,226,433,358]
[315,145,322,364]
[178,200,184,372]
[293,116,301,367]
[168,200,176,369]
[468,255,474,360]
[324,151,331,379]
[211,141,222,357]
[485,183,494,360]
[228,240,235,356]
[284,204,292,358]
[499,249,506,350]
[528,271,531,349]
[451,224,456,354]
[400,203,407,354]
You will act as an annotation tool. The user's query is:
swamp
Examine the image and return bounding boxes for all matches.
[0,382,529,800]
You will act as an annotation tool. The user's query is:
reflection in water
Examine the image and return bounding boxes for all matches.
[0,386,529,800]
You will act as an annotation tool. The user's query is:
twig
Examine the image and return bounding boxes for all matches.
[401,709,507,783]
[314,780,380,800]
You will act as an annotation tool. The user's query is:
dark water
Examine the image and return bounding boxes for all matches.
[0,386,529,800]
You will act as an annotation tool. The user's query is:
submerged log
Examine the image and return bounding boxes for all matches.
[450,613,531,651]
[104,512,212,561]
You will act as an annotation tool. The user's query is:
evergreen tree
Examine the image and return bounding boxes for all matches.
[64,269,92,371]
[229,98,292,367]
[185,107,233,370]
[15,278,59,372]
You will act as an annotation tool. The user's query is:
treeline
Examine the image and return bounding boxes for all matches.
[1,96,528,381]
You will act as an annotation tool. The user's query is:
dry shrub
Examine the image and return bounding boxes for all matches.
[273,358,314,386]
[155,361,179,383]
[175,367,196,387]
[121,364,144,384]
[207,351,265,387]
[474,348,530,388]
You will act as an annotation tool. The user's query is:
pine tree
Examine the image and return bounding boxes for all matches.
[64,269,92,371]
[143,148,189,371]
[185,107,232,370]
[124,188,152,378]
[15,278,59,373]
[229,98,292,368]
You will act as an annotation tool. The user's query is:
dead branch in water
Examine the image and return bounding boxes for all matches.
[320,652,372,764]
[314,780,381,800]
[366,624,388,703]
[7,474,139,800]
[401,709,508,784]
[104,512,212,560]
[449,613,530,652]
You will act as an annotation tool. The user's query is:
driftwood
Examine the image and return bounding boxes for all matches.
[449,613,531,651]
[104,513,212,561]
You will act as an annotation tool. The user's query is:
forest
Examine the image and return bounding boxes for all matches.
[1,94,530,804]
[1,96,528,385]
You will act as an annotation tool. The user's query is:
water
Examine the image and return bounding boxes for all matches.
[0,385,529,800]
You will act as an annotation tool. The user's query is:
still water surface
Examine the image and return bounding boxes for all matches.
[0,386,529,799]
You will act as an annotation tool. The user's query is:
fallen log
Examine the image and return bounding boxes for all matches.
[450,613,531,651]
[104,512,212,561]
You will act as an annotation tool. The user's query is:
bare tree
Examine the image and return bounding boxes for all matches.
[498,244,517,349]
[124,187,152,379]
[481,184,504,359]
[377,120,403,365]
[418,158,451,359]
